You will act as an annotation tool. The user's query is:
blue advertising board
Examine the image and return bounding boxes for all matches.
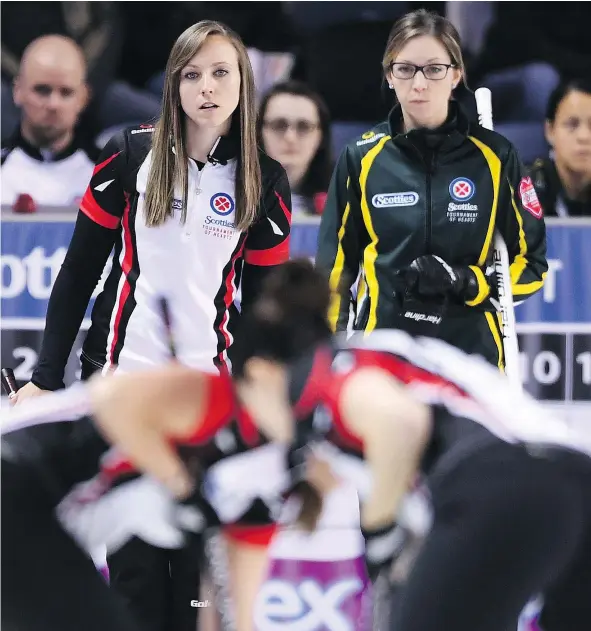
[1,216,589,404]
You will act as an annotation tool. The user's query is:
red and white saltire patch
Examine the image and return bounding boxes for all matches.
[519,176,543,219]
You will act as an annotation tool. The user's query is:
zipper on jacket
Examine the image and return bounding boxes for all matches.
[425,152,436,253]
[184,162,207,238]
[406,139,437,254]
[195,166,205,196]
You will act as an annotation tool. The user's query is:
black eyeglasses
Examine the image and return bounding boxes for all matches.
[390,63,456,81]
[263,118,320,137]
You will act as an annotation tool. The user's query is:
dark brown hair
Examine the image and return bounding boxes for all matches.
[231,259,332,379]
[233,259,333,531]
[292,481,323,532]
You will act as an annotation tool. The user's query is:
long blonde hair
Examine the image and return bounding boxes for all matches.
[382,9,467,88]
[144,20,261,232]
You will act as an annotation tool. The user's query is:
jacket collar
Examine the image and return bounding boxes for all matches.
[6,127,82,162]
[207,134,238,165]
[545,158,566,199]
[171,133,239,167]
[388,100,470,155]
[174,114,240,166]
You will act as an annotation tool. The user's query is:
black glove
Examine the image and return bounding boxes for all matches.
[395,255,491,305]
[361,521,410,583]
[176,485,219,534]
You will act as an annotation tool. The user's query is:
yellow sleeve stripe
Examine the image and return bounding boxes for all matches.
[358,135,391,334]
[468,136,501,266]
[507,181,530,289]
[468,139,543,298]
[485,311,505,372]
[465,265,491,306]
[327,178,351,331]
[512,273,547,296]
[357,271,367,305]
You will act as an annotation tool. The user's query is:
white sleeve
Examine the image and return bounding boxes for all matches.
[1,383,92,435]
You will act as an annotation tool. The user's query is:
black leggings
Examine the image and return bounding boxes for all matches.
[1,458,142,631]
[390,443,591,631]
[107,536,204,631]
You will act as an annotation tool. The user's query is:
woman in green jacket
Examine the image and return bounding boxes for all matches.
[316,9,548,370]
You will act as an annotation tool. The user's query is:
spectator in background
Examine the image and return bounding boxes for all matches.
[529,79,591,218]
[1,1,161,142]
[1,35,98,208]
[258,81,333,216]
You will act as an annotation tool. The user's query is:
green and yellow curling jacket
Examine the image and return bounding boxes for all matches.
[316,103,548,369]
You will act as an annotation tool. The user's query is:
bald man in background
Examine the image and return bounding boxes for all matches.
[1,2,161,144]
[1,35,98,207]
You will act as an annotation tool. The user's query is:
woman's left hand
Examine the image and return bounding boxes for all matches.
[394,255,477,302]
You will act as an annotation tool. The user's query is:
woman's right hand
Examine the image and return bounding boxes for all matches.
[11,381,49,406]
